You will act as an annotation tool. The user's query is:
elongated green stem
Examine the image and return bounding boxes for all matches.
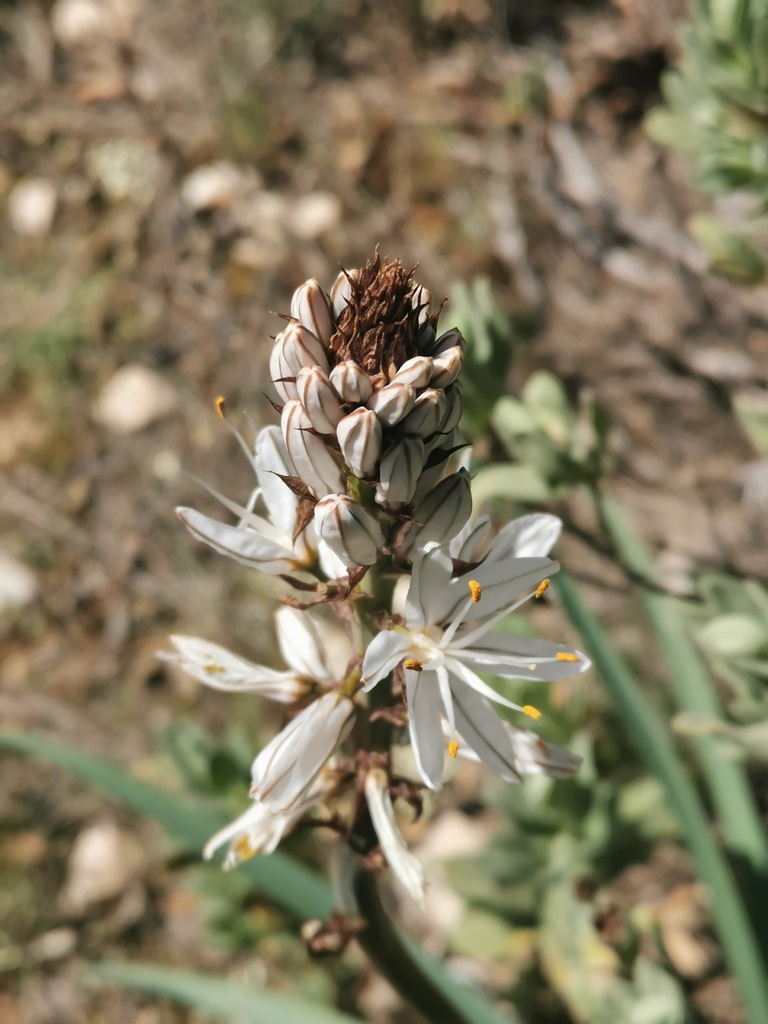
[353,869,469,1024]
[594,489,768,878]
[557,571,768,1023]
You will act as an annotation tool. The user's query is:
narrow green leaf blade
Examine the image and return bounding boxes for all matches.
[556,572,768,1024]
[88,960,360,1024]
[0,729,331,920]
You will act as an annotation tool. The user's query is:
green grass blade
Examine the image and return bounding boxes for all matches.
[596,491,768,876]
[557,571,768,1024]
[0,728,331,919]
[88,960,360,1023]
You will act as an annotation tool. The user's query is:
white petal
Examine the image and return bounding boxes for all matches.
[275,606,335,685]
[251,693,353,807]
[488,513,562,560]
[203,801,274,861]
[449,678,521,781]
[453,633,591,680]
[450,515,493,562]
[405,546,453,630]
[507,728,583,778]
[444,556,558,623]
[365,768,426,902]
[254,425,302,540]
[177,507,297,574]
[444,656,527,713]
[406,671,444,790]
[362,631,412,690]
[161,635,307,702]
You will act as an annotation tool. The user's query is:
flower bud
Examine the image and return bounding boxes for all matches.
[270,323,329,402]
[314,494,383,567]
[376,438,425,508]
[290,278,333,346]
[430,327,466,356]
[281,399,344,498]
[401,388,446,437]
[336,407,382,478]
[296,366,343,435]
[330,360,373,404]
[430,345,463,388]
[330,269,356,319]
[438,383,463,434]
[406,468,472,554]
[391,355,433,389]
[367,381,416,427]
[411,284,431,325]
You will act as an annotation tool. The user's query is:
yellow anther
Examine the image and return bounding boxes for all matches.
[404,659,423,672]
[232,835,257,862]
[556,651,579,663]
[215,395,226,419]
[468,580,482,603]
[535,578,550,599]
[448,740,459,759]
[203,663,224,674]
[523,705,542,720]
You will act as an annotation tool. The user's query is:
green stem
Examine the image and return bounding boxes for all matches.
[557,570,768,1023]
[353,869,469,1024]
[594,489,768,878]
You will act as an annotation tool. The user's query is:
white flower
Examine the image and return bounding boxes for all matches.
[205,768,337,869]
[362,514,590,789]
[160,606,346,703]
[204,692,354,867]
[364,768,425,902]
[177,424,345,579]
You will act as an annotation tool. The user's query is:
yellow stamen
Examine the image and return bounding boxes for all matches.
[468,580,481,603]
[535,578,550,599]
[404,659,423,672]
[448,740,459,759]
[215,395,226,419]
[523,705,542,720]
[232,835,257,863]
[556,651,579,663]
[203,663,224,674]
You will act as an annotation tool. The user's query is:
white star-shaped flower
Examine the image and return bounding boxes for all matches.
[362,514,590,789]
[177,424,345,578]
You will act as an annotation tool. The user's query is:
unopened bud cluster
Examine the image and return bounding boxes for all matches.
[271,253,468,566]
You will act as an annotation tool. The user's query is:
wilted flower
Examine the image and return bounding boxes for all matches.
[205,692,354,867]
[364,768,425,902]
[177,424,345,579]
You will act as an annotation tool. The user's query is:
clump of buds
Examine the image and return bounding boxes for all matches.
[269,252,469,568]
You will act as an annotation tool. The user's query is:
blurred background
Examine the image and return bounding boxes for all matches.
[2,0,768,1022]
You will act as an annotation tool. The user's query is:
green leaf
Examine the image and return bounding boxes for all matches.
[88,961,359,1024]
[556,572,768,1024]
[471,464,552,506]
[0,728,332,921]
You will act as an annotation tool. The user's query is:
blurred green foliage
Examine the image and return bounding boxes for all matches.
[646,0,768,282]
